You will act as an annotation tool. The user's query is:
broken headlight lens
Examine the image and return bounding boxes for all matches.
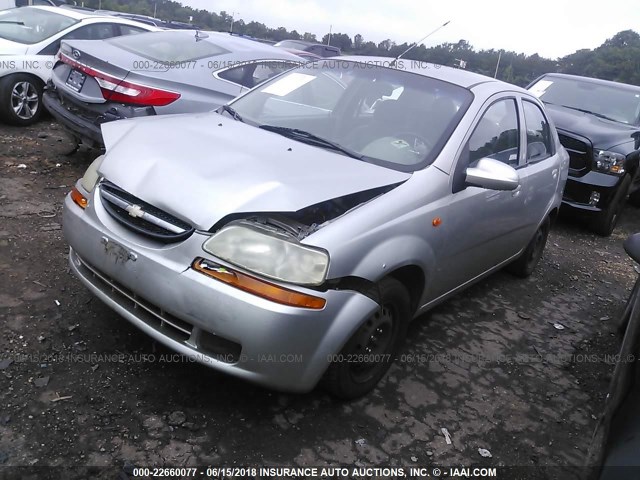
[593,150,625,175]
[202,223,329,286]
[80,154,105,192]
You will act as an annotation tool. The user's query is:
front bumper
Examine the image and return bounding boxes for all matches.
[62,189,378,392]
[562,170,623,213]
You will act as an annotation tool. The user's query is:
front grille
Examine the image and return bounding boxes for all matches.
[558,133,592,172]
[72,250,241,363]
[99,182,194,243]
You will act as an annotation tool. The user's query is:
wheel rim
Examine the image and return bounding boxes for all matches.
[11,81,39,120]
[348,304,395,384]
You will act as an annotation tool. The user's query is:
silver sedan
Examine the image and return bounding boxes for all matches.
[43,30,303,147]
[63,57,569,398]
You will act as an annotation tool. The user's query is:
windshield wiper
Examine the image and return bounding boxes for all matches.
[220,105,243,122]
[556,104,620,123]
[259,125,363,159]
[0,21,25,25]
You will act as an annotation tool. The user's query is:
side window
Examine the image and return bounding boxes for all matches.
[218,61,297,89]
[523,101,553,162]
[38,23,119,55]
[467,98,520,167]
[64,23,118,41]
[118,25,148,36]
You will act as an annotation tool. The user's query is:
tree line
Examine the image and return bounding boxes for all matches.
[82,0,640,87]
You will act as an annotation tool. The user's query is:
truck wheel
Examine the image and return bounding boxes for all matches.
[506,217,550,278]
[323,277,410,399]
[0,74,44,126]
[628,187,640,208]
[590,176,631,236]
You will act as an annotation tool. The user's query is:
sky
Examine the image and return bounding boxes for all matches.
[183,0,639,59]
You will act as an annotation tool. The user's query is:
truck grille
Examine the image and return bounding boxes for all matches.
[558,133,592,173]
[99,182,194,243]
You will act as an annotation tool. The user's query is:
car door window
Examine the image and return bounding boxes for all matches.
[468,98,520,167]
[118,25,148,36]
[38,23,118,55]
[523,100,553,162]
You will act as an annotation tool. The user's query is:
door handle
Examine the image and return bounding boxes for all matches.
[552,168,558,179]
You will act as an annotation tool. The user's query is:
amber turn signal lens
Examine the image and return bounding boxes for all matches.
[70,187,88,209]
[192,258,326,310]
[432,217,442,227]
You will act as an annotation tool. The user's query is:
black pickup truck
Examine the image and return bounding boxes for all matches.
[527,73,640,236]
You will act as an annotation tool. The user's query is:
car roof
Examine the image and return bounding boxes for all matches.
[537,72,640,92]
[155,30,303,59]
[26,5,92,19]
[338,55,527,92]
[28,5,157,27]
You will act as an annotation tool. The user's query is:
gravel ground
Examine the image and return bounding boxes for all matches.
[0,119,639,479]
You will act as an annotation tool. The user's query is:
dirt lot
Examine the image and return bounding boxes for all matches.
[0,119,639,479]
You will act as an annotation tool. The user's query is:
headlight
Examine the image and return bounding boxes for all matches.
[593,150,625,175]
[80,154,105,192]
[203,223,329,286]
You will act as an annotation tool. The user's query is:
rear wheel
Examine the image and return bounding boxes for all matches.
[323,277,410,399]
[506,217,550,278]
[590,176,631,237]
[0,74,44,126]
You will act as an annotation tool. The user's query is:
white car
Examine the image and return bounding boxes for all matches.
[0,6,157,125]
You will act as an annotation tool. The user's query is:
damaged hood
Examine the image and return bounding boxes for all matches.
[100,112,411,230]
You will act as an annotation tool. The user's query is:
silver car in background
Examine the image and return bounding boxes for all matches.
[63,58,569,398]
[43,30,302,146]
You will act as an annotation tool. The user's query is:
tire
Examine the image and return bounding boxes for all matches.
[506,217,550,278]
[0,74,44,126]
[628,186,640,208]
[590,176,631,237]
[323,277,410,399]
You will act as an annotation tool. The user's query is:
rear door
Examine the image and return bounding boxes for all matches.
[516,97,562,226]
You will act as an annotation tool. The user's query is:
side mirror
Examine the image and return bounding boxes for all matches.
[465,157,520,191]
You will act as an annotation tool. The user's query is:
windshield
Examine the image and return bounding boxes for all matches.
[0,7,77,44]
[529,76,640,126]
[229,60,473,171]
[107,31,229,62]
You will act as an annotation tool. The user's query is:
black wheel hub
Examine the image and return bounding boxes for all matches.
[348,305,394,383]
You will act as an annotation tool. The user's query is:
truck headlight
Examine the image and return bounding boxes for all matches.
[593,150,625,175]
[202,223,329,286]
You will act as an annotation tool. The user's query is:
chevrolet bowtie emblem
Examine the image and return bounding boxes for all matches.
[125,204,144,218]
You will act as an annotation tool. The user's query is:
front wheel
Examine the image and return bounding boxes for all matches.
[322,277,410,399]
[506,217,550,278]
[590,176,631,236]
[0,74,44,126]
[628,186,640,208]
